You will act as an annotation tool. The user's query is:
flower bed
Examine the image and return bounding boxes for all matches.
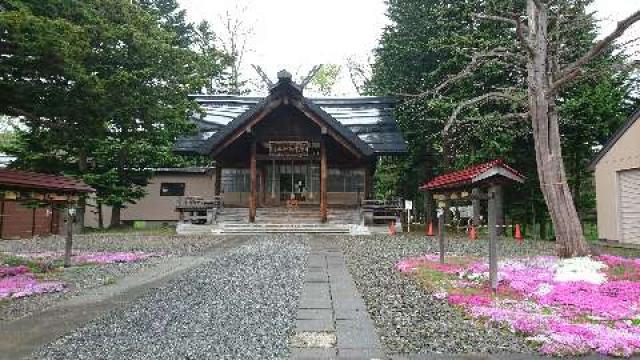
[0,265,65,299]
[396,253,640,357]
[1,251,161,300]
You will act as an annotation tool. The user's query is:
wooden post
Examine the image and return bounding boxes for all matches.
[488,185,498,292]
[0,199,5,239]
[64,203,74,268]
[215,163,222,196]
[364,165,372,201]
[438,204,446,264]
[250,140,257,223]
[320,133,328,223]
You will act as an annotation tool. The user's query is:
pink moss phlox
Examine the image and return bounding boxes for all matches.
[538,280,640,320]
[395,254,446,273]
[0,274,65,299]
[0,265,29,278]
[499,263,555,295]
[447,294,492,307]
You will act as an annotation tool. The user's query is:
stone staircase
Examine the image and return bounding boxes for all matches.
[177,207,364,235]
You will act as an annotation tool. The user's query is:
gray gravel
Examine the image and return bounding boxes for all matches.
[32,235,308,360]
[0,233,224,256]
[0,259,163,321]
[0,233,221,322]
[338,234,555,356]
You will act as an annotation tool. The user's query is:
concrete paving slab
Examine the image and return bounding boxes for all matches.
[297,309,334,320]
[295,318,335,332]
[336,319,381,349]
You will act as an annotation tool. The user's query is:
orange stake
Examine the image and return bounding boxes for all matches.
[389,221,396,236]
[515,224,523,241]
[469,226,478,240]
[426,221,434,236]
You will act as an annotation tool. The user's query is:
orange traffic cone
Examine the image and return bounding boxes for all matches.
[515,224,523,241]
[426,221,435,236]
[389,221,396,236]
[468,226,478,241]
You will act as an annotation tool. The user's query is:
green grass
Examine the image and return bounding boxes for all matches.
[1,254,61,273]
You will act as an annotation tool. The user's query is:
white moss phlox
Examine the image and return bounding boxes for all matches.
[553,257,607,284]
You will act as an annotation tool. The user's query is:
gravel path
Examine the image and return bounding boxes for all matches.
[338,234,555,356]
[31,235,308,360]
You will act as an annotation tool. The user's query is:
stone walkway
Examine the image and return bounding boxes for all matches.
[290,238,384,359]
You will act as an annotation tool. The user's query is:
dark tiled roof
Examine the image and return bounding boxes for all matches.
[0,169,95,193]
[420,160,524,191]
[175,93,408,156]
[588,109,640,170]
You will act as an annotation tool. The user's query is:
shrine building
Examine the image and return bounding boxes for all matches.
[173,70,407,224]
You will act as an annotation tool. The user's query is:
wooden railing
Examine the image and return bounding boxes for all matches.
[175,196,224,224]
[360,198,404,225]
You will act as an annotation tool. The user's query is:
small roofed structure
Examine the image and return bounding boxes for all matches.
[420,159,524,192]
[0,169,94,239]
[419,159,525,292]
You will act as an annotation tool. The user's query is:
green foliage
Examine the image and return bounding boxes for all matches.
[0,0,227,220]
[368,0,638,224]
[308,64,342,96]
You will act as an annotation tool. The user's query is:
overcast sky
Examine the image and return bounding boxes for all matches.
[177,0,640,96]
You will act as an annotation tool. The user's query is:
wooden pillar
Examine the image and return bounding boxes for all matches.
[472,187,481,226]
[215,163,222,196]
[364,165,373,201]
[0,199,4,239]
[488,185,499,292]
[320,133,328,223]
[249,140,257,223]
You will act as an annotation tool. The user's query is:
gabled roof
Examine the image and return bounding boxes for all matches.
[588,109,640,170]
[420,159,524,191]
[0,169,95,193]
[175,74,407,156]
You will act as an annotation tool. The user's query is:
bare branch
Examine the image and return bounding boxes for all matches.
[476,13,535,57]
[400,48,523,98]
[299,65,322,90]
[444,91,526,134]
[554,9,640,92]
[251,64,274,88]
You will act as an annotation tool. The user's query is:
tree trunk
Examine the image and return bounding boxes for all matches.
[527,0,589,257]
[110,205,122,228]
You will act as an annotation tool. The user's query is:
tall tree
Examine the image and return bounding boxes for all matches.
[0,0,227,227]
[438,1,639,256]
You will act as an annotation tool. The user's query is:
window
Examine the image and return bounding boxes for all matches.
[160,183,185,196]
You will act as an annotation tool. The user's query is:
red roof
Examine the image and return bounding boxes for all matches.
[0,169,95,193]
[420,159,524,191]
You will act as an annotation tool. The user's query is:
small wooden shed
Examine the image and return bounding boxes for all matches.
[0,169,94,239]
